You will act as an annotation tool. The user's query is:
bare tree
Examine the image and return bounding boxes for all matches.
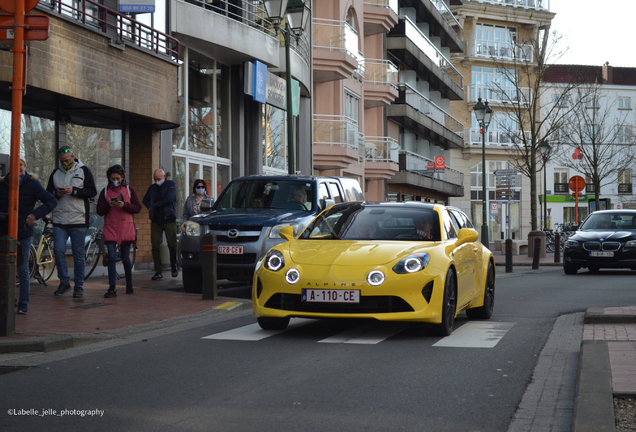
[485,27,585,230]
[552,83,636,212]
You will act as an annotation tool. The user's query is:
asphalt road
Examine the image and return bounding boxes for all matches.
[1,267,635,432]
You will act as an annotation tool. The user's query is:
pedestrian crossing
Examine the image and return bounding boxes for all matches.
[202,319,515,347]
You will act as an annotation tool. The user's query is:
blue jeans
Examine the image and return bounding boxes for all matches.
[17,236,33,312]
[106,243,132,288]
[53,226,88,287]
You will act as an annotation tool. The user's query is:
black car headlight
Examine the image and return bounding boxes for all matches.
[625,240,636,248]
[392,253,430,274]
[565,240,580,249]
[264,250,285,271]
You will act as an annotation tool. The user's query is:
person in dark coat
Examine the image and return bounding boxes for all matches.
[0,154,57,314]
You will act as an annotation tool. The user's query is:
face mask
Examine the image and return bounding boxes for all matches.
[112,180,121,188]
[195,188,205,195]
[62,161,73,170]
[155,179,165,187]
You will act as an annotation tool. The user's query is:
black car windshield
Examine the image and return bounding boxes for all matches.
[299,205,441,241]
[579,213,636,231]
[216,180,314,211]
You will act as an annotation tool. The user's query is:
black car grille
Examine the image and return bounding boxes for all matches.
[583,241,622,252]
[218,235,260,243]
[264,293,414,314]
[217,253,257,265]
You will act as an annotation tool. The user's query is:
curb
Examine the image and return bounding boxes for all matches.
[585,308,636,324]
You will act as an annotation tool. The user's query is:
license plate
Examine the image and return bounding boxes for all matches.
[302,289,360,303]
[590,251,614,257]
[218,245,243,255]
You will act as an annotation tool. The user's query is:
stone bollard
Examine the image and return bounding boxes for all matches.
[200,233,218,300]
[532,237,541,270]
[505,238,513,273]
[0,235,17,336]
[554,233,561,263]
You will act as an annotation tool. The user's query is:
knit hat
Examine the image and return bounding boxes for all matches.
[19,154,26,166]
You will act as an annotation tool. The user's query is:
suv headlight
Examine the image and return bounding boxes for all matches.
[565,240,580,249]
[270,223,299,239]
[182,221,201,236]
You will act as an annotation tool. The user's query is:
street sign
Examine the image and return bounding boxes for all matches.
[568,175,585,193]
[572,192,582,198]
[493,169,518,176]
[0,0,40,13]
[0,14,50,40]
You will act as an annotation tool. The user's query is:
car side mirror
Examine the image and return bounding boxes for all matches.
[279,225,295,241]
[458,228,479,245]
[200,199,214,212]
[320,198,335,211]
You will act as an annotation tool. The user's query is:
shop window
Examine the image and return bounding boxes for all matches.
[263,104,287,172]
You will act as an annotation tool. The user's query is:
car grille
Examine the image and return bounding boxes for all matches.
[264,293,414,314]
[583,241,622,252]
[217,253,257,265]
[208,225,263,243]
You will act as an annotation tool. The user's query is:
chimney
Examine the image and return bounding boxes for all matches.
[602,62,613,84]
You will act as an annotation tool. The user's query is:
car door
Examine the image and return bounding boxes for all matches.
[443,209,477,308]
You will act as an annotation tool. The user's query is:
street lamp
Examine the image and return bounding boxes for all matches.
[538,140,552,231]
[263,0,311,175]
[473,97,494,247]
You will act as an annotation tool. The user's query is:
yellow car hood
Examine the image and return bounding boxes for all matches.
[287,241,429,266]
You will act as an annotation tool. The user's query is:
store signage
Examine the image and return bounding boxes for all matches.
[253,61,267,104]
[266,72,286,110]
[435,156,445,170]
[118,0,155,13]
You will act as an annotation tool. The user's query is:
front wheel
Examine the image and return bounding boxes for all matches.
[432,269,457,336]
[84,237,102,280]
[257,317,290,330]
[38,240,56,283]
[466,262,495,320]
[564,264,578,275]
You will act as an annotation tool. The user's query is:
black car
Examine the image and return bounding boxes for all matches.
[563,210,636,274]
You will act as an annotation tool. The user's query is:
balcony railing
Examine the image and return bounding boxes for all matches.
[554,183,568,193]
[469,84,532,105]
[401,83,464,136]
[314,18,359,59]
[364,60,398,86]
[467,128,529,146]
[429,0,462,29]
[400,150,464,187]
[473,41,533,62]
[619,183,633,194]
[313,114,361,151]
[468,0,550,11]
[364,137,399,163]
[364,0,398,14]
[39,0,179,62]
[402,16,463,89]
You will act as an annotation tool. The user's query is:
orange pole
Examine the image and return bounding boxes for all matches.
[8,0,26,240]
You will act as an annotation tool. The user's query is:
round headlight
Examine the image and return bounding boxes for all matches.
[404,257,422,273]
[285,268,300,284]
[367,270,385,286]
[264,250,285,271]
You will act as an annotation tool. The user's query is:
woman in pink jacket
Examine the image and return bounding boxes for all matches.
[96,165,142,298]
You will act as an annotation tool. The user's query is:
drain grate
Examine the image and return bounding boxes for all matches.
[71,303,112,310]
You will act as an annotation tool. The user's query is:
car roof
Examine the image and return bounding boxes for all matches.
[589,210,636,215]
[230,174,347,182]
[332,201,439,210]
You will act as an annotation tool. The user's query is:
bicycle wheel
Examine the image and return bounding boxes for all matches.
[115,244,136,280]
[38,240,57,283]
[84,236,102,280]
[28,245,37,280]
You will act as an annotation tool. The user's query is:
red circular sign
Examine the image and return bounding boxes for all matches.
[569,175,586,193]
[0,0,41,13]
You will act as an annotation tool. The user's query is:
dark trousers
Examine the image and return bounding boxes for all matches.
[150,221,177,273]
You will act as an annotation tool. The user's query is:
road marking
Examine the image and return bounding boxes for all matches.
[214,302,242,310]
[201,318,314,341]
[432,322,516,348]
[318,322,411,344]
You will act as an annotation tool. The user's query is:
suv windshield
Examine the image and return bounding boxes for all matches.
[580,213,636,231]
[216,180,314,211]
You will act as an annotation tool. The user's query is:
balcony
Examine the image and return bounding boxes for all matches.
[363,60,399,108]
[313,115,364,169]
[397,0,463,52]
[467,0,550,11]
[313,18,360,82]
[387,17,463,100]
[466,128,533,146]
[430,0,463,30]
[619,183,633,194]
[388,150,465,197]
[364,136,400,179]
[363,0,399,36]
[473,41,533,62]
[469,84,532,105]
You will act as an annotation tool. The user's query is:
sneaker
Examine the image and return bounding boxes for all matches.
[73,287,84,298]
[16,309,27,315]
[171,266,178,278]
[126,285,134,295]
[151,273,163,281]
[104,287,117,298]
[54,283,72,296]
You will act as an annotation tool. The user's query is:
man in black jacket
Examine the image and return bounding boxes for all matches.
[143,168,178,280]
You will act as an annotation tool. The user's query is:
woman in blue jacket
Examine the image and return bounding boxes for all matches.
[0,155,57,314]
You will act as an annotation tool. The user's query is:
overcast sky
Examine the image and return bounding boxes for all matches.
[549,0,636,67]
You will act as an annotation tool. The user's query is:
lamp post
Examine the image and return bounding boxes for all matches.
[473,98,494,247]
[538,140,552,231]
[263,0,311,175]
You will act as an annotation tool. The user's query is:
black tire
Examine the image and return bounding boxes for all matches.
[28,245,37,280]
[588,266,600,273]
[84,237,102,280]
[432,269,457,336]
[38,240,56,283]
[257,317,290,330]
[564,265,578,275]
[546,241,555,252]
[182,267,203,294]
[467,261,495,320]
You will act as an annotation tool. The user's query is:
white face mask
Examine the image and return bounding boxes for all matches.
[156,179,165,187]
[195,188,206,195]
[112,180,121,187]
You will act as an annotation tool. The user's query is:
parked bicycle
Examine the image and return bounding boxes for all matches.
[84,222,138,280]
[28,216,56,285]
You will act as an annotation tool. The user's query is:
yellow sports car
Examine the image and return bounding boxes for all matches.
[252,202,495,336]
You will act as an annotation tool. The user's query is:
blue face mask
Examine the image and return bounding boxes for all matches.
[156,179,165,187]
[195,188,206,195]
[112,180,121,188]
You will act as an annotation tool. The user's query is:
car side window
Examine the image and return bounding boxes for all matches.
[442,209,459,239]
[449,209,473,229]
[318,183,330,202]
[328,182,344,203]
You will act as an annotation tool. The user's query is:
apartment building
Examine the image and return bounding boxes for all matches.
[312,0,465,203]
[542,64,636,227]
[448,0,554,242]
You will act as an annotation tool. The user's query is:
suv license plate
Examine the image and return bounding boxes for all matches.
[590,251,613,257]
[302,289,360,303]
[218,245,243,255]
